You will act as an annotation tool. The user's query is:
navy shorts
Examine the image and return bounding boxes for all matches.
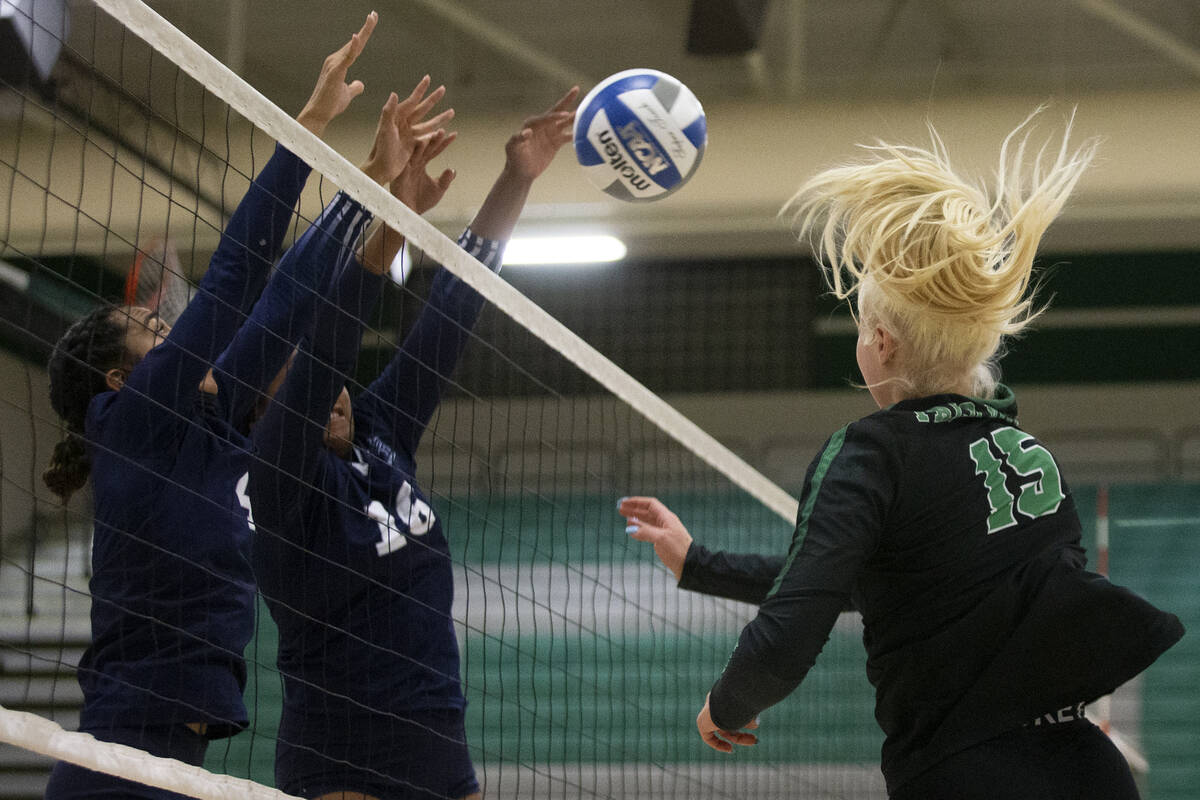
[43,723,208,800]
[277,706,479,800]
[892,718,1139,800]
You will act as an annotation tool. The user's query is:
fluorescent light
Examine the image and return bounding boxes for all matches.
[0,259,31,291]
[502,235,626,267]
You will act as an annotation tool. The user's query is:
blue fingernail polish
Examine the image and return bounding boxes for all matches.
[617,496,629,510]
[625,525,639,535]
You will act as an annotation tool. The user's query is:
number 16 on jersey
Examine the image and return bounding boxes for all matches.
[368,481,435,556]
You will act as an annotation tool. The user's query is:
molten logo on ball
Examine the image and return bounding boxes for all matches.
[574,69,707,202]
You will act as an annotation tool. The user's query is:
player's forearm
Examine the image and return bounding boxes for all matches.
[357,223,403,276]
[466,165,533,243]
[708,592,844,729]
[679,545,786,605]
[214,192,371,421]
[206,144,312,317]
[367,229,496,453]
[311,255,386,373]
[708,653,799,731]
[142,146,312,408]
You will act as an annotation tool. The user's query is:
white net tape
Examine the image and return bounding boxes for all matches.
[0,705,302,800]
[88,0,799,525]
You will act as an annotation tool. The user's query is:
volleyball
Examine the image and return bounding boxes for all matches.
[573,69,707,202]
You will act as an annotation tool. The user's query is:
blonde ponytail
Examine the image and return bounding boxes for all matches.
[785,109,1098,398]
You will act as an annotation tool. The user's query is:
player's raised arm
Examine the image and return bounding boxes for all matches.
[353,87,579,461]
[357,128,458,275]
[251,75,451,497]
[207,13,384,426]
[469,85,578,241]
[168,10,377,364]
[44,15,379,486]
[296,11,377,137]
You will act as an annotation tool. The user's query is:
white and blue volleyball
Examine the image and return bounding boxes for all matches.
[573,69,707,202]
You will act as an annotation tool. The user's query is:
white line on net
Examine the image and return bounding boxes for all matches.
[0,704,302,800]
[89,0,801,526]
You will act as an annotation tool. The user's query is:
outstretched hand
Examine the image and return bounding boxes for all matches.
[297,11,377,137]
[465,85,579,242]
[360,76,455,186]
[503,86,580,182]
[357,126,458,276]
[619,496,692,582]
[391,129,458,215]
[697,694,759,753]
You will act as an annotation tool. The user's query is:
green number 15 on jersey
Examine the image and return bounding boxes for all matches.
[969,426,1066,535]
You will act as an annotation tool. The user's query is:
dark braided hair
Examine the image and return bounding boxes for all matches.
[44,305,126,501]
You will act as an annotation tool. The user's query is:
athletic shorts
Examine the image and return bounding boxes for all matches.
[43,723,208,800]
[891,718,1139,800]
[277,706,479,800]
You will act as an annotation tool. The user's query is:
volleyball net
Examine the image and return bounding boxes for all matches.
[0,1,887,798]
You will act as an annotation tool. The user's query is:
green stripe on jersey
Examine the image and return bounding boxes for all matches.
[766,425,849,600]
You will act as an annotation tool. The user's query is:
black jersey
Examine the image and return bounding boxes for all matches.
[680,546,783,605]
[705,388,1183,793]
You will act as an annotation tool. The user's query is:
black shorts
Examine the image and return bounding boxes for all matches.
[892,718,1139,800]
[277,706,479,800]
[43,723,208,800]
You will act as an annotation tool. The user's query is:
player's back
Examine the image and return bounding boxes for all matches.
[849,388,1181,791]
[852,388,1083,663]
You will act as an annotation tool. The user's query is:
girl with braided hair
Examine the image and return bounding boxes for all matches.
[621,111,1183,800]
[40,15,453,798]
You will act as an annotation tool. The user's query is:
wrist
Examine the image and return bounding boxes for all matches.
[359,161,391,186]
[498,163,536,190]
[296,109,327,137]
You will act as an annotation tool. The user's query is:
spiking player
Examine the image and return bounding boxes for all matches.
[249,87,579,800]
[621,112,1184,800]
[40,15,451,798]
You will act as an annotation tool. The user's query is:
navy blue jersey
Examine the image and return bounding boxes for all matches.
[77,149,374,735]
[705,389,1183,792]
[250,230,498,782]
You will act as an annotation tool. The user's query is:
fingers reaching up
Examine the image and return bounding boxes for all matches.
[298,11,378,137]
[391,129,458,216]
[397,77,456,143]
[360,76,454,187]
[504,85,580,182]
[357,125,459,276]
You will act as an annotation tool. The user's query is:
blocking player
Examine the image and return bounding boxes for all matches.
[40,16,449,798]
[248,87,578,800]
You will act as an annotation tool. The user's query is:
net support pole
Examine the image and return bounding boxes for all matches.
[1090,484,1151,775]
[87,0,801,525]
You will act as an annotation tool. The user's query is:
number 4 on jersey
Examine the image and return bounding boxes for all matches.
[969,426,1065,534]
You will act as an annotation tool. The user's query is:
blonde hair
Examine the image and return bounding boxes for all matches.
[786,109,1098,399]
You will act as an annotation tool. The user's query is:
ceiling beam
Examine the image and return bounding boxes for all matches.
[783,0,806,99]
[1070,0,1200,79]
[403,0,595,90]
[224,0,247,75]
